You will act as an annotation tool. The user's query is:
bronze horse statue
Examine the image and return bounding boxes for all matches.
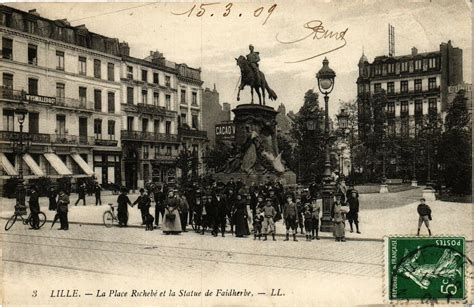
[235,55,277,105]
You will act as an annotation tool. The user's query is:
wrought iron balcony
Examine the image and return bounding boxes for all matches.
[52,134,94,146]
[121,130,179,143]
[0,130,51,143]
[94,138,119,146]
[178,127,208,139]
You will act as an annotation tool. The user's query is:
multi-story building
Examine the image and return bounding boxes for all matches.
[176,63,208,175]
[357,41,463,139]
[202,84,231,145]
[0,5,122,188]
[120,50,180,189]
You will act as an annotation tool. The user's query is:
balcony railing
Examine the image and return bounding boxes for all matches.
[1,87,94,111]
[121,130,179,143]
[94,138,119,146]
[178,127,208,139]
[386,86,440,97]
[52,134,94,146]
[0,131,51,143]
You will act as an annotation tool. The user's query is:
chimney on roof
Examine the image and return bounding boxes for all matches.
[28,9,40,16]
[411,47,418,56]
[150,50,165,65]
[119,42,130,56]
[60,19,71,26]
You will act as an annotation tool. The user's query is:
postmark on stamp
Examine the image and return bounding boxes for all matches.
[385,236,471,303]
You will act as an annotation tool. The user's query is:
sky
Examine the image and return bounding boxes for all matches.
[8,0,472,119]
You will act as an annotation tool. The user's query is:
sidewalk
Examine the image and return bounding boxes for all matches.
[1,191,472,241]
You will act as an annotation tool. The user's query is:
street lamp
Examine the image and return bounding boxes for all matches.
[13,96,29,215]
[316,57,336,232]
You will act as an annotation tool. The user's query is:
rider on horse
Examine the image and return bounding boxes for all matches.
[246,44,261,84]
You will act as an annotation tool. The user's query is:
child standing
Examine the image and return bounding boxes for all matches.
[303,205,313,241]
[262,198,277,241]
[253,207,263,240]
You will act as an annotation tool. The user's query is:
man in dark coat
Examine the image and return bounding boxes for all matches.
[283,194,298,241]
[417,198,432,236]
[347,189,360,234]
[29,186,40,229]
[57,190,70,230]
[74,183,86,206]
[94,182,102,206]
[48,187,57,211]
[154,185,165,228]
[212,192,227,237]
[133,188,151,225]
[117,187,132,227]
[178,192,189,232]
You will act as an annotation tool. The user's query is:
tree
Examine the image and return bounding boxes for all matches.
[438,90,471,194]
[176,149,191,188]
[277,134,297,174]
[290,89,326,184]
[202,142,232,172]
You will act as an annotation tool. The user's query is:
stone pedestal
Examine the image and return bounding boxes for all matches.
[422,187,436,201]
[379,184,389,193]
[214,103,296,186]
[411,180,418,187]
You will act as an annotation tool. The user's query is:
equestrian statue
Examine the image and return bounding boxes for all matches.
[236,44,278,105]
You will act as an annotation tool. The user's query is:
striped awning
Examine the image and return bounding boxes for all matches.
[23,154,44,177]
[0,153,17,176]
[43,153,72,176]
[71,153,94,176]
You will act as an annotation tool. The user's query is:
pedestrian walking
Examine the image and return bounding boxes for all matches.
[117,187,132,227]
[262,198,277,241]
[283,194,298,241]
[48,186,57,211]
[57,190,69,230]
[94,182,102,206]
[153,185,165,228]
[162,190,182,235]
[74,183,86,206]
[347,189,361,234]
[331,192,347,242]
[303,205,313,241]
[417,198,432,236]
[28,185,40,230]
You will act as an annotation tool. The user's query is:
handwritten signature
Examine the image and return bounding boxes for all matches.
[276,20,348,63]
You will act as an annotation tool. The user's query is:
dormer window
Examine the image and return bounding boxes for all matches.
[26,20,36,34]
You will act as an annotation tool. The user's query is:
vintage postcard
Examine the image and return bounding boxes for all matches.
[0,0,472,306]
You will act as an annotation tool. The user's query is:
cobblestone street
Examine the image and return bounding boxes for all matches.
[2,221,385,306]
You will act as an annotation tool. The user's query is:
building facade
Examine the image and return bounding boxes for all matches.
[202,84,231,145]
[176,63,207,176]
[119,50,181,189]
[0,5,122,189]
[357,41,463,139]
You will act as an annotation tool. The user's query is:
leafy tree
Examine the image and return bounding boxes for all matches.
[438,90,471,194]
[202,142,232,172]
[290,89,326,184]
[277,134,297,173]
[176,149,191,188]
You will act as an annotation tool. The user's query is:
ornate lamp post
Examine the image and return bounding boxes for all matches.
[316,57,336,232]
[12,98,29,215]
[337,108,349,177]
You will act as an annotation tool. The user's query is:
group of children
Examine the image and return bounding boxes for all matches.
[251,194,321,242]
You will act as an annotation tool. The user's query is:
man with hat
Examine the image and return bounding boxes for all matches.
[283,194,298,241]
[246,44,261,84]
[310,194,322,240]
[417,198,432,236]
[28,185,40,230]
[347,186,361,234]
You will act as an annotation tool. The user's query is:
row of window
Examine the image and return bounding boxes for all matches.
[371,57,439,76]
[126,87,172,109]
[179,113,199,129]
[180,89,198,105]
[3,109,116,139]
[386,118,424,138]
[126,116,172,135]
[2,37,116,81]
[386,99,437,116]
[142,144,174,159]
[369,77,438,94]
[126,66,171,87]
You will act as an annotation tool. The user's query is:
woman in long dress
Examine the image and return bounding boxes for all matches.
[233,194,250,237]
[162,191,182,234]
[331,194,347,242]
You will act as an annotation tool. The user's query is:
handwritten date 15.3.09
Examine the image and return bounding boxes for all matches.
[171,3,277,25]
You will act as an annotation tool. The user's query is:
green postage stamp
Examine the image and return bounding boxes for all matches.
[385,236,470,303]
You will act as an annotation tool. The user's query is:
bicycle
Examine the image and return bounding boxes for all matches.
[5,208,46,231]
[103,203,118,228]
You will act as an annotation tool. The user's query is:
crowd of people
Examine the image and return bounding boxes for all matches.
[113,176,362,242]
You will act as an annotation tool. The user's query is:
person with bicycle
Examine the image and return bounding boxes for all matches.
[117,187,132,227]
[29,185,40,230]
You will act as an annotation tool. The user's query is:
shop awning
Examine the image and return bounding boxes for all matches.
[0,153,18,176]
[43,153,72,176]
[23,154,44,177]
[71,153,95,176]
